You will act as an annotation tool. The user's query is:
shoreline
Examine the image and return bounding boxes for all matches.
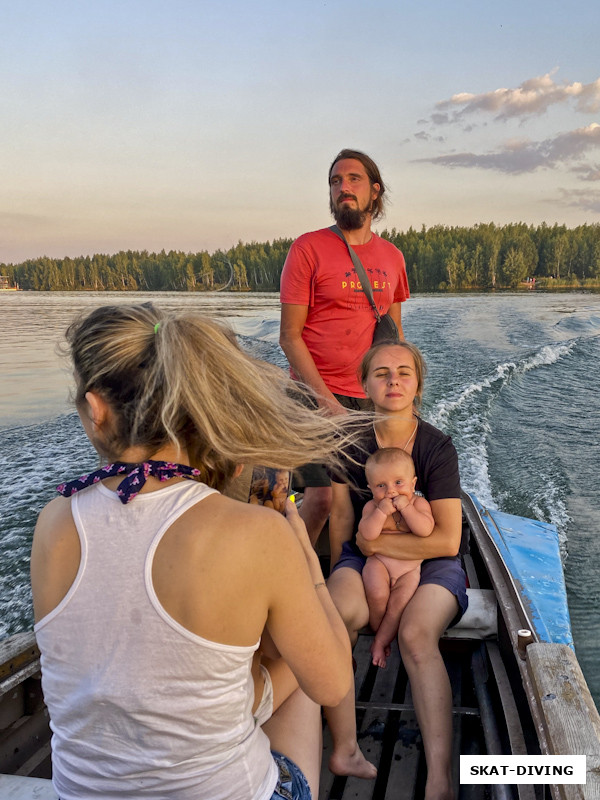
[3,285,600,295]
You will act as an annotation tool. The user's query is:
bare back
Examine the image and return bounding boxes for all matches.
[31,479,350,707]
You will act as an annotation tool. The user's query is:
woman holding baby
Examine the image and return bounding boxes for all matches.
[325,340,468,800]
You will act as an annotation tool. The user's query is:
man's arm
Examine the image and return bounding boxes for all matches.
[279,303,344,414]
[387,301,405,339]
[356,497,461,560]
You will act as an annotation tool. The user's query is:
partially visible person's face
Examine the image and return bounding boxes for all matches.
[273,470,289,493]
[364,346,419,414]
[329,158,379,230]
[367,461,417,503]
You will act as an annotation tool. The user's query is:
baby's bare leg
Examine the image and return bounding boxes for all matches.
[362,556,391,632]
[371,567,421,668]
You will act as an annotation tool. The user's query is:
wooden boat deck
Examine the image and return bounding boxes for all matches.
[319,633,488,800]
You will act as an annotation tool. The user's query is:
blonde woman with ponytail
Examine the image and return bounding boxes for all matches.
[31,303,356,800]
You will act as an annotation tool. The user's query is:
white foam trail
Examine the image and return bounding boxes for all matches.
[520,342,574,373]
[428,340,576,516]
[529,476,571,551]
[430,341,576,431]
[428,361,515,431]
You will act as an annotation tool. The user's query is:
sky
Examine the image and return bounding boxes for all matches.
[2,0,599,264]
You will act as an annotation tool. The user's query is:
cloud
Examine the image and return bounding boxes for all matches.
[432,71,600,123]
[416,123,600,175]
[556,188,600,214]
[571,163,600,181]
[430,112,450,125]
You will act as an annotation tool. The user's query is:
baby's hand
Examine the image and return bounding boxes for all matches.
[392,495,411,512]
[377,498,396,516]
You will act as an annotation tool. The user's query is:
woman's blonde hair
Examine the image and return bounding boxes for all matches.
[359,341,427,410]
[66,304,367,490]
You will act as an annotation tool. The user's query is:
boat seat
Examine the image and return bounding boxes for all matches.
[356,587,498,641]
[0,775,57,799]
[443,587,497,640]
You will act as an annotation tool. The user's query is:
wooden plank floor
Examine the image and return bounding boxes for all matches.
[319,633,487,800]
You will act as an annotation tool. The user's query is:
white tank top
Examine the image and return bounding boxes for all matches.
[35,480,278,800]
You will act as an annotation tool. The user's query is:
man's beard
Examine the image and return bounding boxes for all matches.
[332,195,371,231]
[333,199,371,230]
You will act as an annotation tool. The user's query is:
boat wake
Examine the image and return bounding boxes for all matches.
[427,340,576,535]
[0,415,93,639]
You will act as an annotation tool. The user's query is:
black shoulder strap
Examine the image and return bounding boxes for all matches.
[329,225,380,322]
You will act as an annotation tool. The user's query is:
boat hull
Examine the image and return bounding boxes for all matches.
[1,495,598,799]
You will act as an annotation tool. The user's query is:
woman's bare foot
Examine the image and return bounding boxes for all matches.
[370,639,390,668]
[329,744,377,779]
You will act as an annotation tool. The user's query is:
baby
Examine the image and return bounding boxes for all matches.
[263,469,290,514]
[248,468,289,514]
[359,447,434,667]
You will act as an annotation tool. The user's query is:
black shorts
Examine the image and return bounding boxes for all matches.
[293,393,372,489]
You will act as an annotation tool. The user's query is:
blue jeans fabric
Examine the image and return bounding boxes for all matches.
[270,751,312,800]
[59,752,311,800]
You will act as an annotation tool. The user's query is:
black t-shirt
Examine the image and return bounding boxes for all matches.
[330,417,463,554]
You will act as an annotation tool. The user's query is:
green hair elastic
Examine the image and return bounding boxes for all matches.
[153,322,160,334]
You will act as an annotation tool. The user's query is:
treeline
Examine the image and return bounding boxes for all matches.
[384,221,600,290]
[3,222,600,293]
[2,239,293,292]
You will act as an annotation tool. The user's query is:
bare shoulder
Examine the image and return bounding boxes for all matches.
[32,496,79,567]
[34,495,75,538]
[31,496,81,622]
[185,491,298,551]
[173,493,308,606]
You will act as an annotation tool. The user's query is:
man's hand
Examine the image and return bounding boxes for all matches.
[319,394,348,416]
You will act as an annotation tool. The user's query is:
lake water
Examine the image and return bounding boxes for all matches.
[1,290,599,705]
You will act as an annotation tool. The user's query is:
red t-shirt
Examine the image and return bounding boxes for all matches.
[280,228,410,396]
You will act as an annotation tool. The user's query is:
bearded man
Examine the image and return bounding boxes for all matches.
[279,149,410,544]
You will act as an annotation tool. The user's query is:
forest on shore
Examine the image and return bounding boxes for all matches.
[3,221,600,293]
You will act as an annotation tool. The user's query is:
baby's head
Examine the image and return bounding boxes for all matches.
[365,447,417,503]
[271,469,290,494]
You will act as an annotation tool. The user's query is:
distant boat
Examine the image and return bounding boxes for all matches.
[0,276,21,291]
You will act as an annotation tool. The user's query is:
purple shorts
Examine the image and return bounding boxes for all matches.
[331,542,468,624]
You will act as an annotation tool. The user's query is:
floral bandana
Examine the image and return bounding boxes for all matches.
[56,461,202,504]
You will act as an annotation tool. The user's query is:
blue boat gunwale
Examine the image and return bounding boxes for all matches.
[466,493,573,648]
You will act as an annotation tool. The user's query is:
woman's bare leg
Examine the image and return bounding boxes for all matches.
[323,567,377,779]
[262,688,322,798]
[397,583,459,800]
[263,655,299,713]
